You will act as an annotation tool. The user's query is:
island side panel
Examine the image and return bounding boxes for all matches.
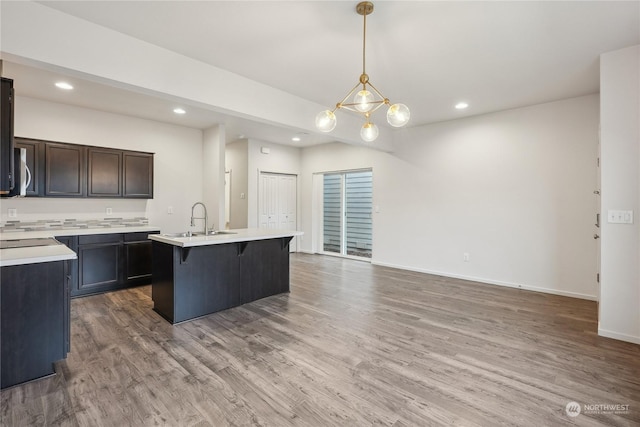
[172,243,241,323]
[1,261,66,389]
[151,241,176,323]
[240,237,291,304]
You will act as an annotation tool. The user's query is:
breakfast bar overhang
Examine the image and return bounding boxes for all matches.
[149,228,302,324]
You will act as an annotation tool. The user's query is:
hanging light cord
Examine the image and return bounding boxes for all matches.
[362,8,367,78]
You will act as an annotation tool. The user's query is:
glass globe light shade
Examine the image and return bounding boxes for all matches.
[354,90,374,112]
[360,122,379,142]
[386,103,410,127]
[315,110,337,132]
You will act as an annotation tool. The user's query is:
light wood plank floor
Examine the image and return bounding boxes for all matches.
[2,254,639,426]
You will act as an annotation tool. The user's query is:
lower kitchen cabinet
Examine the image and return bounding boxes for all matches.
[78,233,122,296]
[124,232,154,285]
[59,231,158,298]
[1,260,69,389]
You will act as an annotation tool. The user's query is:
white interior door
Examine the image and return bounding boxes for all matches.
[259,172,297,251]
[259,173,278,229]
[279,175,296,230]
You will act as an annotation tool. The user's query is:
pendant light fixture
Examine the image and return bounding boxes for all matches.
[315,1,410,142]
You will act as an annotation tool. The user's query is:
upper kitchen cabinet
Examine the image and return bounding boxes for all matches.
[14,137,153,199]
[45,142,87,197]
[0,78,15,195]
[123,152,153,198]
[15,138,45,197]
[88,147,122,197]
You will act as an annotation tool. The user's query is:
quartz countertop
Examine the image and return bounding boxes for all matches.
[0,225,161,241]
[149,228,303,248]
[0,225,160,267]
[0,241,77,267]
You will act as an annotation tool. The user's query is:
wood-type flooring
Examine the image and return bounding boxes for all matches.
[2,253,639,426]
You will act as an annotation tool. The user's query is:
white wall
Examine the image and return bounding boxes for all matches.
[300,95,599,300]
[0,96,204,233]
[203,125,226,232]
[225,139,249,229]
[599,45,640,344]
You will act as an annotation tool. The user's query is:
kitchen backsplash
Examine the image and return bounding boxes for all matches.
[0,217,149,232]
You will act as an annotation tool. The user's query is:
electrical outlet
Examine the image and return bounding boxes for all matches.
[106,207,113,215]
[168,206,174,215]
[463,253,470,262]
[8,208,17,218]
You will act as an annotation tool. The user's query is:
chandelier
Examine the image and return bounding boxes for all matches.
[315,1,410,142]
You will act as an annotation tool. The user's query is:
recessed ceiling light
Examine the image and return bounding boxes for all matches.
[455,102,469,110]
[292,132,307,142]
[173,108,186,115]
[55,82,74,90]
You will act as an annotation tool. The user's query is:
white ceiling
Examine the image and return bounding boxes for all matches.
[4,1,640,147]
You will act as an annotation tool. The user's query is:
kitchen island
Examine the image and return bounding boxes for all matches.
[149,228,302,324]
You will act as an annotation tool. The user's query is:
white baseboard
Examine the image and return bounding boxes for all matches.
[370,260,598,301]
[296,249,316,255]
[598,328,640,345]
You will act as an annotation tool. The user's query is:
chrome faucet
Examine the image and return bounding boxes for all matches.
[190,202,208,234]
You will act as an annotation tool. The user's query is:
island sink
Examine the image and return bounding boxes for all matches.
[161,230,237,238]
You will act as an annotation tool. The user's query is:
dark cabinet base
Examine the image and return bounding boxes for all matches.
[1,261,69,389]
[60,232,157,298]
[152,237,292,324]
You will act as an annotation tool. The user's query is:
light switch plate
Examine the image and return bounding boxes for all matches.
[607,210,634,224]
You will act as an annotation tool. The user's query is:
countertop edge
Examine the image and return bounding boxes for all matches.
[0,225,161,241]
[149,228,304,248]
[0,245,77,267]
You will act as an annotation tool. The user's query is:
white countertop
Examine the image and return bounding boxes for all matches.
[0,225,160,267]
[0,242,77,267]
[0,225,161,241]
[149,228,303,248]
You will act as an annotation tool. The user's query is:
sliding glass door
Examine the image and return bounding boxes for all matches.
[323,170,372,258]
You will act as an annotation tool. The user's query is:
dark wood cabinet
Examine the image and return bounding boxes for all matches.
[56,236,78,320]
[66,231,157,298]
[123,152,153,198]
[77,233,122,296]
[1,260,69,389]
[88,147,122,197]
[124,232,156,285]
[15,137,45,197]
[10,137,153,199]
[1,77,15,195]
[45,142,86,197]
